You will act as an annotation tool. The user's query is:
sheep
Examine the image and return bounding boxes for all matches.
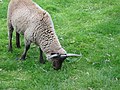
[7,0,81,70]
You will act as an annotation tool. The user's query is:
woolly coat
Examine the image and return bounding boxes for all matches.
[8,0,66,58]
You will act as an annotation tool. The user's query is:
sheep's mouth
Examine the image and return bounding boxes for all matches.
[53,66,61,70]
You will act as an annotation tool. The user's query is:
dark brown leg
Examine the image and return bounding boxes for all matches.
[39,48,45,64]
[8,23,14,52]
[20,43,30,60]
[16,32,21,48]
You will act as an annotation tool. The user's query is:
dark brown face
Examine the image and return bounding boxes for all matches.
[50,53,81,70]
[52,57,66,70]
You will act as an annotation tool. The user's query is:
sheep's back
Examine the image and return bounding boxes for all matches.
[11,8,31,34]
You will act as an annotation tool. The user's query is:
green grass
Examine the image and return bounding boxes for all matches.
[0,0,120,90]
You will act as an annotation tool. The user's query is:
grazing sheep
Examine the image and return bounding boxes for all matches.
[7,0,81,70]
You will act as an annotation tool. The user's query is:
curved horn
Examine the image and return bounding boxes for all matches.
[48,54,59,59]
[60,54,67,58]
[66,53,82,57]
[60,53,82,58]
[49,53,82,59]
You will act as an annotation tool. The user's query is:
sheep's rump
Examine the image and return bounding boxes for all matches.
[9,1,45,34]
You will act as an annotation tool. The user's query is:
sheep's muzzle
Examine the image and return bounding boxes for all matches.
[52,57,66,70]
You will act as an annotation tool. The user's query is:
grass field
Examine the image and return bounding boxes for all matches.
[0,0,120,90]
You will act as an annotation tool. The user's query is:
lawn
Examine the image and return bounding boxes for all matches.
[0,0,120,90]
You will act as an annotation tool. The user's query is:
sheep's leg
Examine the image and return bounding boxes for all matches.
[8,23,14,52]
[39,48,45,64]
[16,32,21,48]
[20,40,31,60]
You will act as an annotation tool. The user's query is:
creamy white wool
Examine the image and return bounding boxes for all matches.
[8,0,66,59]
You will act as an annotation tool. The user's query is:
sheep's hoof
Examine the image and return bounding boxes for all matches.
[40,61,45,64]
[16,45,21,48]
[16,58,26,61]
[20,58,26,60]
[20,56,26,60]
[8,49,13,52]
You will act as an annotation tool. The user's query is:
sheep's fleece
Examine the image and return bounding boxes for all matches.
[8,0,66,59]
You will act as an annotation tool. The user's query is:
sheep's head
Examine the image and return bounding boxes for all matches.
[51,54,66,70]
[49,53,81,70]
